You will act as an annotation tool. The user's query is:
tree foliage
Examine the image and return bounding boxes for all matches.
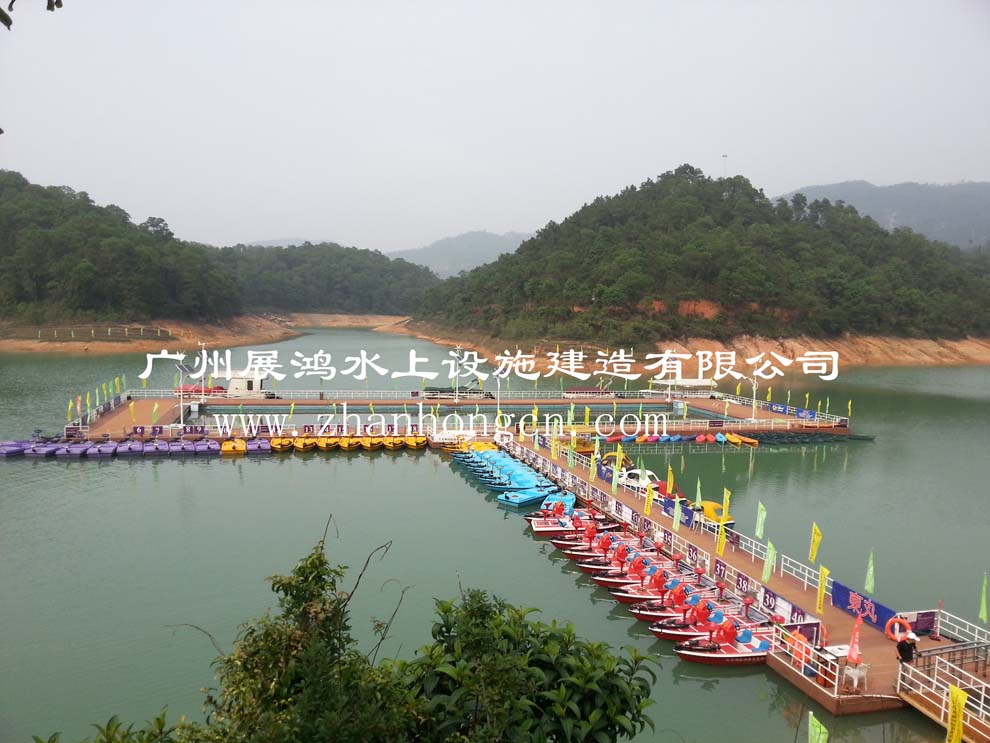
[419,165,990,343]
[37,539,655,743]
[0,170,438,322]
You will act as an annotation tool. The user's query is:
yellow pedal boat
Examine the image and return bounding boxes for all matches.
[403,435,427,449]
[316,436,339,451]
[382,436,405,450]
[360,436,384,451]
[270,437,294,452]
[220,438,247,455]
[337,437,360,451]
[293,437,318,452]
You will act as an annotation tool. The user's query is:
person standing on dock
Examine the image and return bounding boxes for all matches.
[896,632,919,663]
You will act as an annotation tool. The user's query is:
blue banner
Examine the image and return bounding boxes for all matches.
[794,407,818,420]
[768,402,788,414]
[661,498,696,529]
[831,580,897,631]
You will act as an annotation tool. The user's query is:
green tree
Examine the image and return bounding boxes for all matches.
[38,538,655,743]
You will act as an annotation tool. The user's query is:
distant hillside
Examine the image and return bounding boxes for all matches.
[420,165,990,343]
[244,238,315,248]
[0,170,439,322]
[784,180,990,249]
[390,230,530,277]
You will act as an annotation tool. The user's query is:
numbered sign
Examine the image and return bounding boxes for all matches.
[303,424,314,433]
[736,573,750,593]
[790,606,807,624]
[662,528,673,548]
[132,426,145,436]
[713,559,728,579]
[688,544,698,564]
[761,587,778,612]
[151,426,163,436]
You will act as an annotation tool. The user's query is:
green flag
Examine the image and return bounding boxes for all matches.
[672,495,681,533]
[808,711,828,743]
[755,501,767,540]
[979,572,988,623]
[864,549,876,595]
[567,443,575,468]
[694,477,702,508]
[611,462,618,494]
[762,541,776,583]
[151,402,159,424]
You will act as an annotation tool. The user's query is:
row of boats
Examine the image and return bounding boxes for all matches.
[267,435,427,453]
[602,432,759,447]
[0,435,429,458]
[449,444,779,666]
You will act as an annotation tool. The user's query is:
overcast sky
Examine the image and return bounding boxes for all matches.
[2,1,988,252]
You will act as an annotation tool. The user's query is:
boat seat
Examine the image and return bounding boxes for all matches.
[709,611,724,624]
[736,629,753,644]
[753,640,770,652]
[685,594,701,607]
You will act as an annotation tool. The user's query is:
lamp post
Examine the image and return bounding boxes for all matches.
[197,341,207,404]
[453,345,463,404]
[744,376,759,420]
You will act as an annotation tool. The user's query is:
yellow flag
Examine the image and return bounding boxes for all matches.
[816,565,830,615]
[766,387,772,402]
[666,464,674,496]
[847,399,852,417]
[369,402,375,415]
[67,399,73,422]
[644,481,653,517]
[805,392,810,408]
[129,402,136,423]
[141,377,148,389]
[208,374,213,388]
[85,391,91,410]
[612,400,617,416]
[289,402,296,420]
[532,404,538,422]
[102,382,108,398]
[735,381,741,396]
[114,376,121,394]
[722,487,731,518]
[947,685,967,743]
[809,522,823,563]
[584,406,591,426]
[716,522,727,556]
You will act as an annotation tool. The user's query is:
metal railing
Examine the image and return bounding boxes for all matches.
[897,656,990,735]
[770,624,841,697]
[936,611,990,646]
[779,554,834,597]
[711,391,846,425]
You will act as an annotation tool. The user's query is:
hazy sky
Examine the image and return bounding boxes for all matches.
[2,1,988,252]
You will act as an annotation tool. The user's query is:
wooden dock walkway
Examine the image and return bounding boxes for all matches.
[509,435,942,716]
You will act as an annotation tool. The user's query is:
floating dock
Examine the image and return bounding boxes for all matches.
[498,434,990,740]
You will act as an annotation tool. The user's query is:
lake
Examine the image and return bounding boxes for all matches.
[2,328,987,742]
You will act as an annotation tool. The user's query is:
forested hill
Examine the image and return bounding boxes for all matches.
[0,171,439,322]
[783,180,990,249]
[419,165,990,344]
[220,243,439,314]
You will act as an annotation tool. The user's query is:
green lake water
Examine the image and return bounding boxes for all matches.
[1,329,988,742]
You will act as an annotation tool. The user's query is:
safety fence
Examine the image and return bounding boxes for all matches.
[4,325,174,341]
[897,656,990,738]
[770,624,844,697]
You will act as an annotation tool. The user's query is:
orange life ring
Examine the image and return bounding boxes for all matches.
[819,624,829,647]
[885,616,912,642]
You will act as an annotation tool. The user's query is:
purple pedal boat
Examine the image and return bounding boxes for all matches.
[169,440,196,454]
[0,440,30,456]
[65,441,95,456]
[144,439,171,455]
[90,441,118,457]
[194,439,221,455]
[117,440,145,455]
[25,443,61,457]
[245,438,271,454]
